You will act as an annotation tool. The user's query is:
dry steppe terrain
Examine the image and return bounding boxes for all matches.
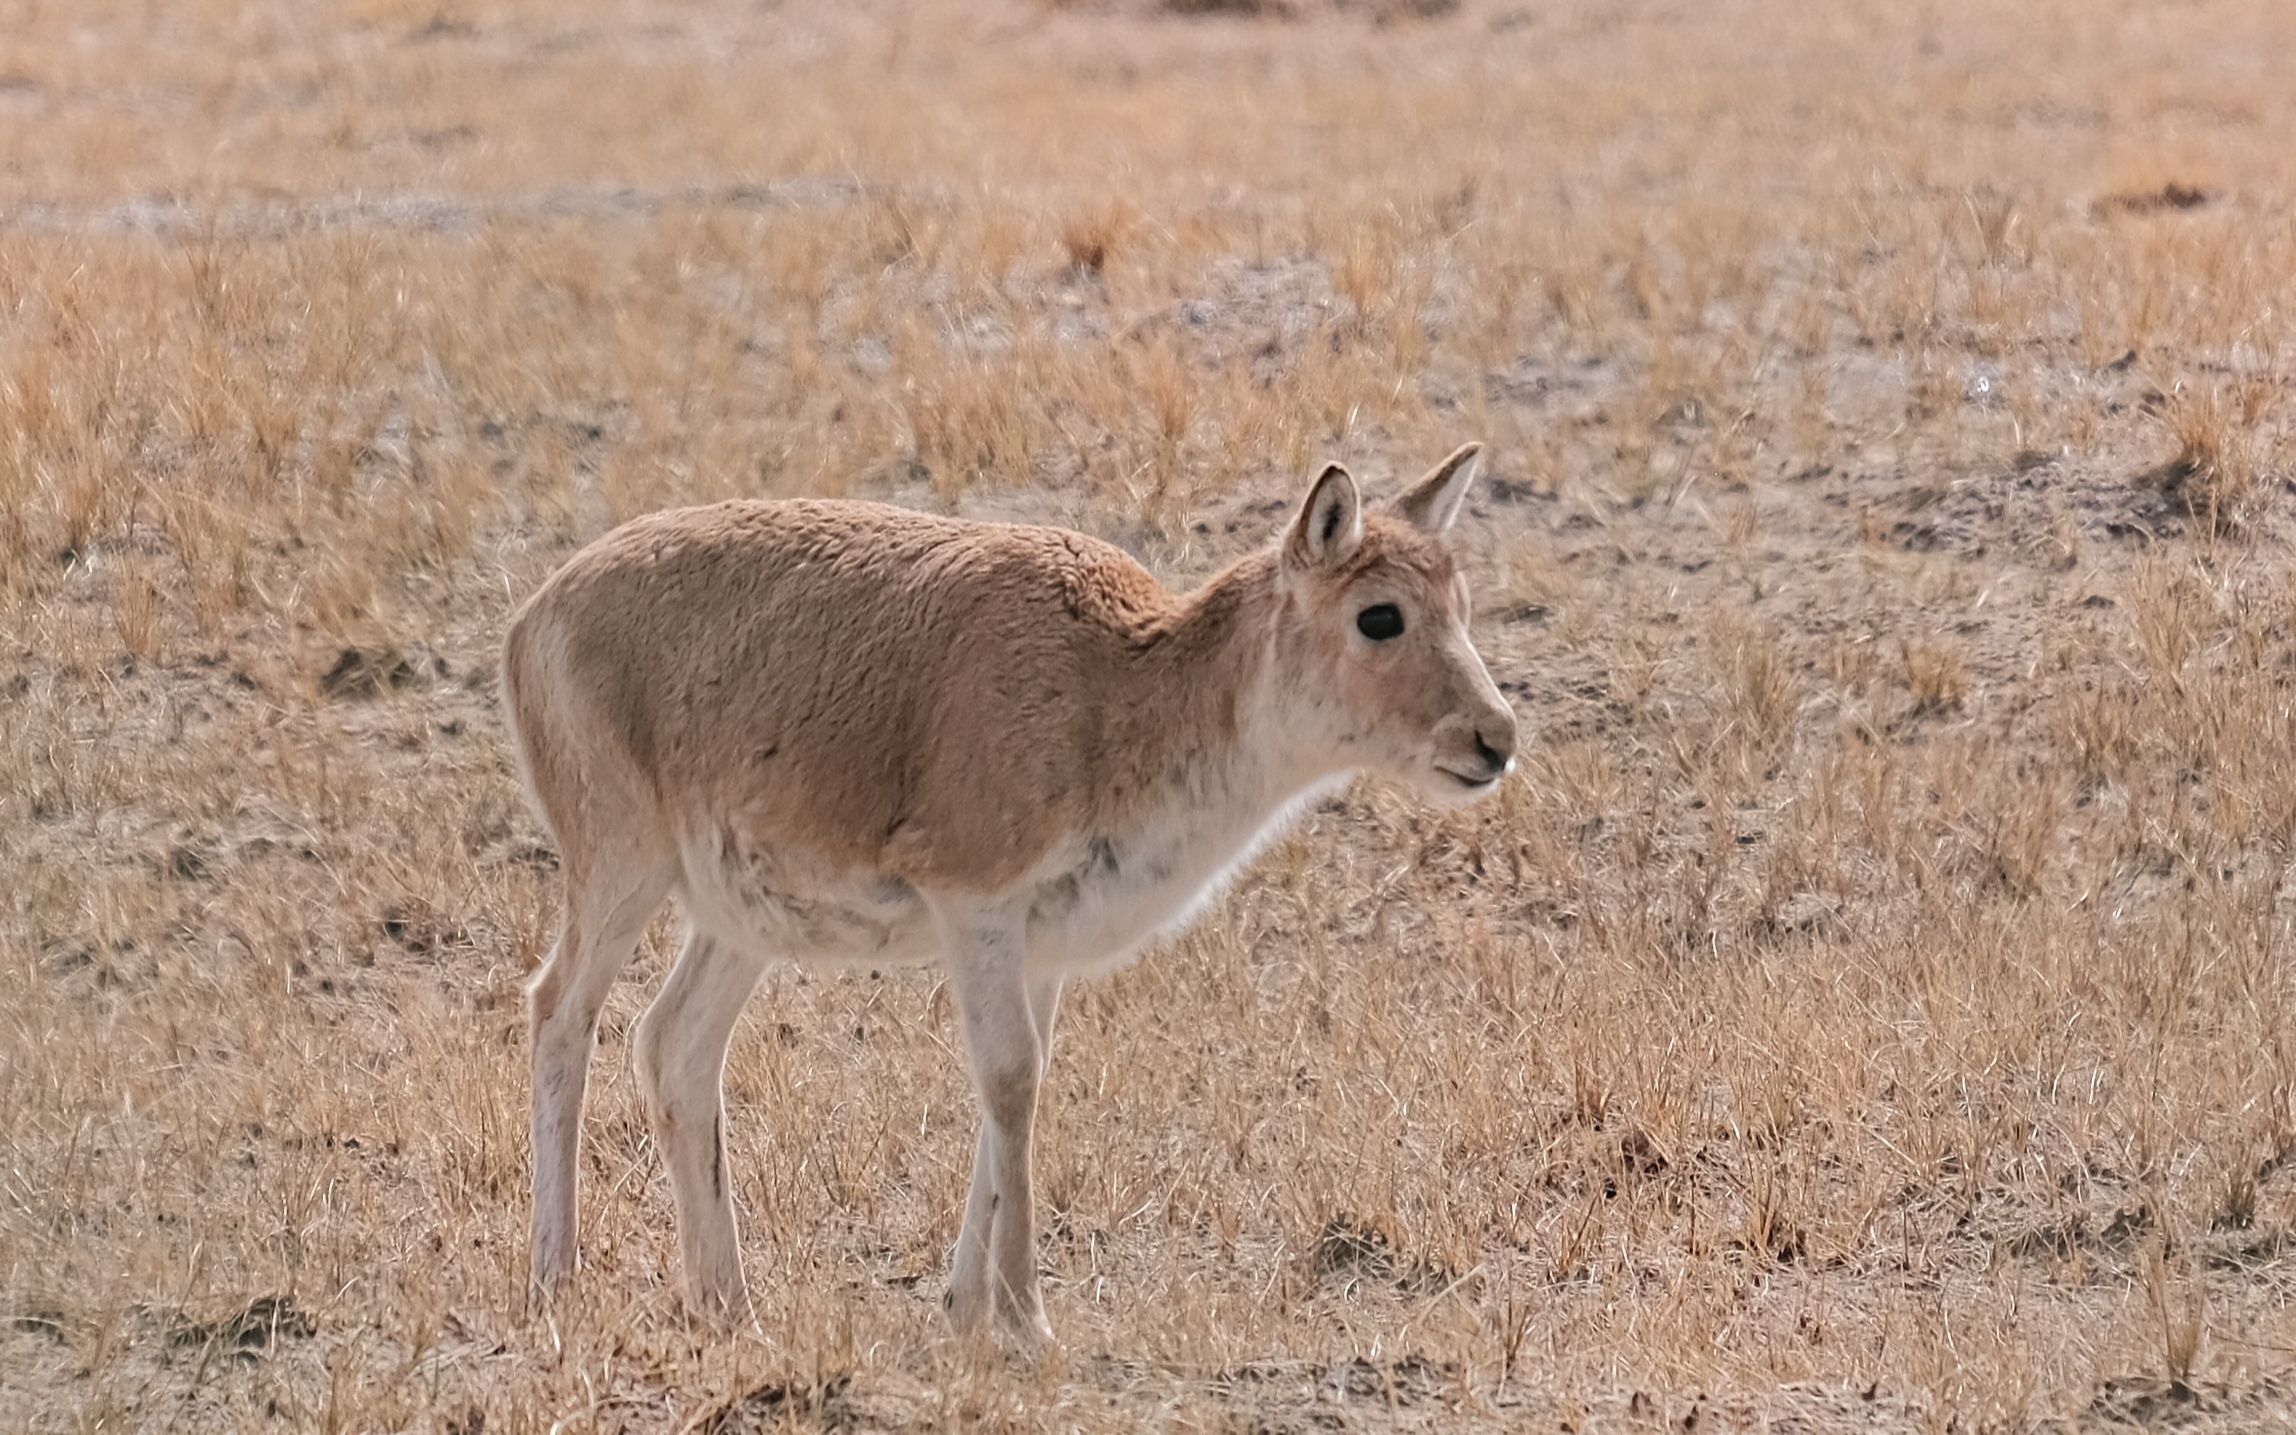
[6,0,2296,1429]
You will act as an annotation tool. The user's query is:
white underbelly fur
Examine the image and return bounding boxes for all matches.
[678,773,1342,976]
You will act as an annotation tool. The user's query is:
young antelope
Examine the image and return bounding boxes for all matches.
[499,444,1517,1343]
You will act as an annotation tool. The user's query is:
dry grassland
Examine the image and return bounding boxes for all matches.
[6,0,2296,1429]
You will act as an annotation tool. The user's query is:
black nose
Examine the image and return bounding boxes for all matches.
[1473,729,1512,773]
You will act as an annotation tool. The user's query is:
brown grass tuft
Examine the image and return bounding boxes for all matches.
[1059,197,1134,279]
[2142,377,2280,536]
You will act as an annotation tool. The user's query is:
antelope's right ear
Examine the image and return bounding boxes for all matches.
[1394,441,1483,534]
[1285,462,1363,572]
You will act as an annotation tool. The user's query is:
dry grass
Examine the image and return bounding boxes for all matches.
[6,0,2296,1430]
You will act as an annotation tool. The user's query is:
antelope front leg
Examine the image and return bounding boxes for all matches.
[942,924,1054,1346]
[948,974,1062,1339]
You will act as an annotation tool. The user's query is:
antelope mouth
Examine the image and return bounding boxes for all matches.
[1437,764,1505,791]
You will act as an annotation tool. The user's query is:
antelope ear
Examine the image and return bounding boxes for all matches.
[1285,462,1363,570]
[1393,442,1483,534]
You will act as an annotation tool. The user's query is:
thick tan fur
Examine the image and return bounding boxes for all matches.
[507,501,1267,892]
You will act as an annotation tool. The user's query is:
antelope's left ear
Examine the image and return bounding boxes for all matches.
[1392,442,1483,534]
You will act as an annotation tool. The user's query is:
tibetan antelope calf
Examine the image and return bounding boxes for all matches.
[500,444,1517,1344]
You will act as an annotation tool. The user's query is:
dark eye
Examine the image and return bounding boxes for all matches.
[1356,603,1404,641]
